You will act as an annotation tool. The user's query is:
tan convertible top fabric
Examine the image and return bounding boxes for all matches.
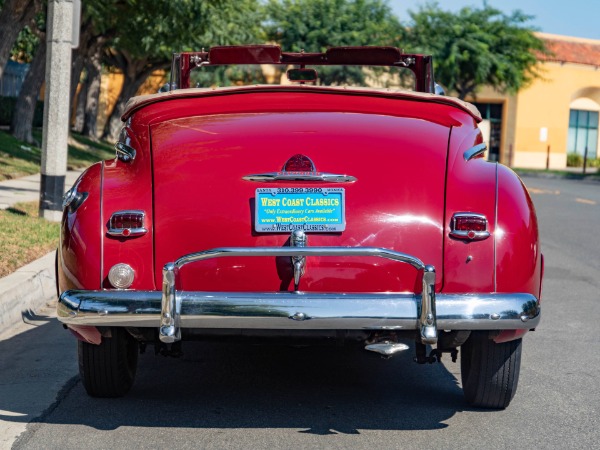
[122,85,482,122]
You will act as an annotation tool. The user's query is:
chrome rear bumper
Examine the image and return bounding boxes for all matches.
[58,289,540,327]
[57,246,540,344]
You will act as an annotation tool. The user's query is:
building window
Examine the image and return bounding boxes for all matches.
[568,109,598,158]
[472,102,503,162]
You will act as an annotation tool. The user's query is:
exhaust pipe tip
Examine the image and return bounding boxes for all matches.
[365,341,409,357]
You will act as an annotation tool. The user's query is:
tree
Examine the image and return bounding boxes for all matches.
[10,30,45,143]
[80,51,103,137]
[264,0,404,86]
[69,0,127,138]
[406,3,548,100]
[101,0,262,141]
[0,0,42,81]
[9,7,45,143]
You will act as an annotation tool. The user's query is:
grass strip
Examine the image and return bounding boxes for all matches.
[0,201,59,278]
[0,130,114,181]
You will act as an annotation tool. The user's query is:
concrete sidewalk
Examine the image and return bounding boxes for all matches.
[0,170,83,210]
[0,170,83,336]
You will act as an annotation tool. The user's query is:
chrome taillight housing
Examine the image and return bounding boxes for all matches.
[450,213,490,241]
[107,210,147,237]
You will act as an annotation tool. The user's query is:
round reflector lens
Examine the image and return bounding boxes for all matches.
[108,263,135,289]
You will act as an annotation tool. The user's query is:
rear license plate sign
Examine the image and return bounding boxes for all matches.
[255,188,345,232]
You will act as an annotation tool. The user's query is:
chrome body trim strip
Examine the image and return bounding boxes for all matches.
[463,143,487,162]
[99,161,105,287]
[242,172,357,182]
[494,162,499,292]
[57,290,540,331]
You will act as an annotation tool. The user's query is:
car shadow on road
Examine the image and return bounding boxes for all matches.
[2,328,493,435]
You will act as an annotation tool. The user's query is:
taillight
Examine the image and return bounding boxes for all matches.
[108,210,147,237]
[450,213,490,241]
[283,154,315,172]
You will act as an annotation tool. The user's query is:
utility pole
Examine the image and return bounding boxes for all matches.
[39,0,74,221]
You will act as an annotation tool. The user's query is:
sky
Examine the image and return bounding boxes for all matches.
[388,0,600,40]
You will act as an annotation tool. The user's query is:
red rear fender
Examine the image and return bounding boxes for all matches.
[58,163,102,291]
[102,122,155,290]
[443,124,496,293]
[495,165,542,296]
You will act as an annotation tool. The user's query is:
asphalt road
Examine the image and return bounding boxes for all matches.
[4,175,600,449]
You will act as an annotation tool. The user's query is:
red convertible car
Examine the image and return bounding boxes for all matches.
[57,46,542,408]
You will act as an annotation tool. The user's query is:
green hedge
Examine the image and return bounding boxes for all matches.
[567,152,583,167]
[0,96,44,127]
[567,152,600,168]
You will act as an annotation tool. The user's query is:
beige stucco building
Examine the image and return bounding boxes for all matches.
[470,33,600,168]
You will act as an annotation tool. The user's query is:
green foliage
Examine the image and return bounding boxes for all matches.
[192,65,267,88]
[264,0,404,85]
[9,7,45,63]
[566,152,583,167]
[406,2,548,99]
[10,26,39,63]
[265,0,402,51]
[568,153,600,168]
[107,0,262,61]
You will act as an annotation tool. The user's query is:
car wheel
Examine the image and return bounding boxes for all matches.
[78,327,138,397]
[460,331,522,409]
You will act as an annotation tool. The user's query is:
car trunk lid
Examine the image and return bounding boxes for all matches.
[151,109,449,293]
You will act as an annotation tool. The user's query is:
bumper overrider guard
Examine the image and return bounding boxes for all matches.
[57,247,541,345]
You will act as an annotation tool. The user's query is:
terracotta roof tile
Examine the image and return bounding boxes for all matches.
[540,37,600,67]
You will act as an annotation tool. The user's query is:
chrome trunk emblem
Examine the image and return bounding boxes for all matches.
[242,154,357,182]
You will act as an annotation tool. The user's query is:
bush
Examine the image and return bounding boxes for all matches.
[0,96,44,127]
[566,152,583,167]
[589,158,600,168]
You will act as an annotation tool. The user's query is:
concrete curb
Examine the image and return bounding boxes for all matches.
[0,169,83,337]
[0,251,57,337]
[515,170,600,183]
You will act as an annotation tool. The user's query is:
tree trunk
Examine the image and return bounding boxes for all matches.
[70,17,99,105]
[10,34,46,144]
[81,51,102,139]
[68,10,111,137]
[72,68,89,133]
[101,71,150,142]
[101,51,163,142]
[0,0,40,81]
